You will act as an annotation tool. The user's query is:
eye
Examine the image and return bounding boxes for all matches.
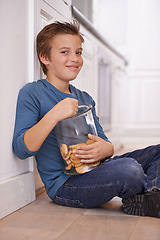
[76,51,82,55]
[61,50,68,54]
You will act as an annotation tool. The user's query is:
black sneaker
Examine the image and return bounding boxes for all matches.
[122,191,160,218]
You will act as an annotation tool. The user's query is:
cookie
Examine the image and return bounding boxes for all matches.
[89,161,100,167]
[66,158,71,165]
[70,153,80,161]
[68,150,72,157]
[74,162,83,168]
[70,153,82,167]
[75,164,90,174]
[69,143,86,150]
[71,158,81,164]
[65,163,72,170]
[86,139,95,145]
[60,144,69,160]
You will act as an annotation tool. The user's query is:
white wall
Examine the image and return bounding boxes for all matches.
[0,0,36,219]
[93,0,128,46]
[127,0,160,70]
[93,0,160,146]
[0,0,31,181]
[123,0,160,145]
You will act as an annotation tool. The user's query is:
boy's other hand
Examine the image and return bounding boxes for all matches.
[72,134,114,163]
[53,98,78,122]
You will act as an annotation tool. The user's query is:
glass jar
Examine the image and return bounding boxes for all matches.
[56,104,100,175]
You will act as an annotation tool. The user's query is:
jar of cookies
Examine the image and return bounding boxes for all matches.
[56,104,100,175]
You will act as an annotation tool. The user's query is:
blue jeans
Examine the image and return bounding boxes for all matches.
[53,144,160,208]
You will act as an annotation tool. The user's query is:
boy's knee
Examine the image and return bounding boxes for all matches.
[116,158,146,188]
[124,158,147,190]
[117,158,147,197]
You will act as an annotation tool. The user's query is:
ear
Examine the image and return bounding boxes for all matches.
[39,53,50,65]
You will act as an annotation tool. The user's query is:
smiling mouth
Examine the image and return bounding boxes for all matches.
[66,65,79,70]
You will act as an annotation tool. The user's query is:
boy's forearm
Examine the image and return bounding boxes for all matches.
[24,108,58,152]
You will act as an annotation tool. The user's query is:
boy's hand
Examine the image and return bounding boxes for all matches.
[53,98,78,122]
[72,134,114,163]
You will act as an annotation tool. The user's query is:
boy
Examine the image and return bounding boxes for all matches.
[13,21,160,218]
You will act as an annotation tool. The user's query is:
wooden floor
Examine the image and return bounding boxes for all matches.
[0,191,160,240]
[1,145,160,240]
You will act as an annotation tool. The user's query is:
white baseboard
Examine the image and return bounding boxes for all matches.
[0,172,36,219]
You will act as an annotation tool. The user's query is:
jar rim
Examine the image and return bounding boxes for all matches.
[75,104,92,118]
[60,104,92,122]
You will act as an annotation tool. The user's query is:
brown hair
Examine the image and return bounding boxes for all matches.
[36,21,84,75]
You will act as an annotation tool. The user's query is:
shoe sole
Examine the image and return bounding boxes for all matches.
[122,191,160,218]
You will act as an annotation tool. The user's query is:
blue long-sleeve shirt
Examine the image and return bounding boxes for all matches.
[13,79,110,199]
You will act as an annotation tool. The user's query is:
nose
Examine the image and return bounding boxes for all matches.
[70,53,78,62]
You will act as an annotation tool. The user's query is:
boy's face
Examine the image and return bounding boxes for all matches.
[42,34,83,84]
